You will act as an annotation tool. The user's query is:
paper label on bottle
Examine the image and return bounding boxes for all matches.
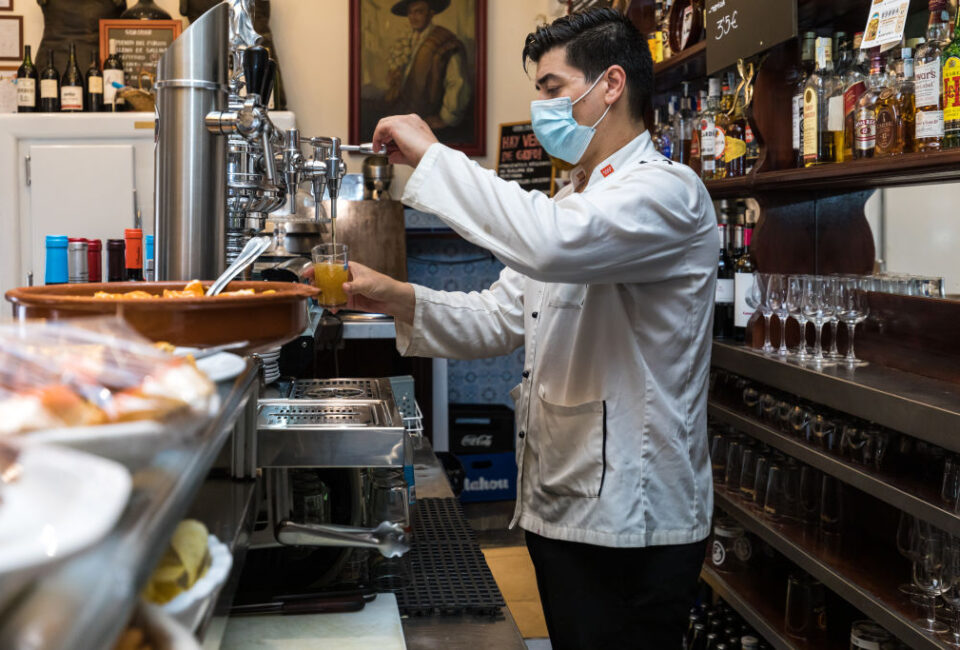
[60,86,82,110]
[792,94,802,149]
[827,95,844,132]
[88,76,103,94]
[916,59,941,107]
[681,5,694,50]
[734,272,755,328]
[714,125,726,159]
[103,70,124,105]
[716,278,734,304]
[745,123,754,143]
[702,157,715,172]
[16,79,35,107]
[875,107,897,151]
[40,79,57,99]
[648,36,664,63]
[724,136,746,162]
[943,56,960,123]
[855,108,877,151]
[916,109,944,138]
[844,81,866,116]
[700,118,715,156]
[802,88,818,160]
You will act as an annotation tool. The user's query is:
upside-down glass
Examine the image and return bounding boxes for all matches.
[763,462,787,523]
[819,474,844,537]
[752,453,772,512]
[943,455,960,509]
[766,274,790,356]
[725,438,744,493]
[757,272,776,354]
[912,522,949,633]
[776,397,793,433]
[740,446,759,502]
[312,243,349,308]
[759,392,779,425]
[837,276,870,367]
[786,275,810,361]
[942,537,960,647]
[710,430,728,480]
[785,572,826,641]
[810,412,838,452]
[801,275,837,366]
[798,465,821,527]
[788,403,812,440]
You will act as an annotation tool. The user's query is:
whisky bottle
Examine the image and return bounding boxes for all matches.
[793,32,818,167]
[828,38,847,162]
[915,0,949,150]
[854,51,885,159]
[803,37,836,166]
[700,79,720,181]
[941,5,960,148]
[876,50,906,156]
[899,48,917,154]
[843,33,868,161]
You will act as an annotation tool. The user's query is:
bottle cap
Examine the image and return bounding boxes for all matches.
[67,240,89,283]
[46,235,68,248]
[145,234,154,261]
[124,228,143,240]
[45,235,69,285]
[87,238,102,253]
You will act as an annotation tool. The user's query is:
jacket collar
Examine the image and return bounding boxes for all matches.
[568,130,659,193]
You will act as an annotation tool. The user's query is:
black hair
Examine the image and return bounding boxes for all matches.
[522,7,652,121]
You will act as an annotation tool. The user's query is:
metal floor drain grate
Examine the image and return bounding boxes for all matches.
[393,498,505,618]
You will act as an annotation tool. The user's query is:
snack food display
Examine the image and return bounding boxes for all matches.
[142,519,211,605]
[0,318,215,436]
[93,279,277,300]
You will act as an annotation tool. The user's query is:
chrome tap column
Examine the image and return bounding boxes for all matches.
[154,2,229,281]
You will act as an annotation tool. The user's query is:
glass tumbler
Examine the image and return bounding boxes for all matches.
[739,446,758,502]
[763,462,786,523]
[312,243,349,308]
[752,453,772,512]
[820,474,844,538]
[785,572,827,640]
[725,439,744,493]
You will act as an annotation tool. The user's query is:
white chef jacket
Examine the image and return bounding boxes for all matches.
[397,131,716,547]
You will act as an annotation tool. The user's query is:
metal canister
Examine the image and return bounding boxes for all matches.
[67,238,88,283]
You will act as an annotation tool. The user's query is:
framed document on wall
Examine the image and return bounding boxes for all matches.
[0,1,13,13]
[0,15,22,61]
[98,19,182,84]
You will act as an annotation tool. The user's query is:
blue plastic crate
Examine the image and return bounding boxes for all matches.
[458,452,518,503]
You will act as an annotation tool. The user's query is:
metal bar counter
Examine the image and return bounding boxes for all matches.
[0,361,260,650]
[401,440,527,650]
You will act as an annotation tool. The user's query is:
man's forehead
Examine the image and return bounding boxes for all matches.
[534,48,577,84]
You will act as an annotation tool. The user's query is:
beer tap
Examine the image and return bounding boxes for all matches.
[302,138,385,223]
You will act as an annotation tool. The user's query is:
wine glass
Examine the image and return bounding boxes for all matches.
[766,274,789,357]
[786,275,810,361]
[913,523,949,633]
[757,273,776,354]
[942,535,960,647]
[837,276,871,367]
[801,276,837,367]
[826,275,844,360]
[897,512,924,598]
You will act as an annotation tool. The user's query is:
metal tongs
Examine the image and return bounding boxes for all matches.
[276,520,409,558]
[206,235,273,296]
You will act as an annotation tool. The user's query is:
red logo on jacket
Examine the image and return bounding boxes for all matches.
[601,164,614,177]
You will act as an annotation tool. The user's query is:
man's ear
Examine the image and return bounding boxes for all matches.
[604,65,628,106]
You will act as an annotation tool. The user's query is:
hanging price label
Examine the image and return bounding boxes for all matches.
[705,0,797,74]
[859,0,910,50]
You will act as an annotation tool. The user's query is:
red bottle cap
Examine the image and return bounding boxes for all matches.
[124,228,143,270]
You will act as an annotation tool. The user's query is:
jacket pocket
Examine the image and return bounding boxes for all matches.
[546,283,587,309]
[537,395,606,498]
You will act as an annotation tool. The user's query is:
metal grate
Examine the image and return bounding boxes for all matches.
[261,403,380,427]
[290,378,380,400]
[393,498,504,618]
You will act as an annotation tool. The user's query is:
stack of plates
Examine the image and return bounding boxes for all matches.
[258,347,282,384]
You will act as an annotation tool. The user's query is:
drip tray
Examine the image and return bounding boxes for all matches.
[289,378,383,401]
[261,402,383,428]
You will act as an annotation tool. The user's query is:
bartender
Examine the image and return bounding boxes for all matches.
[343,8,716,648]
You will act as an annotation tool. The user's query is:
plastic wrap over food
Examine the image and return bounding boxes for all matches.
[0,317,216,436]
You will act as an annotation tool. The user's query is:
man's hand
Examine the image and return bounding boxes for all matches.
[299,261,415,324]
[372,114,440,167]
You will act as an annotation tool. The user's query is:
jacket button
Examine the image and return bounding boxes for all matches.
[531,312,538,319]
[522,370,530,378]
[518,431,525,438]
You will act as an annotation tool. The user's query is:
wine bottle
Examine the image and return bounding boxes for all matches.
[16,45,39,113]
[85,52,104,113]
[125,229,144,281]
[121,0,172,19]
[60,42,84,112]
[102,39,125,112]
[714,223,735,339]
[732,223,757,342]
[107,239,126,282]
[39,50,60,113]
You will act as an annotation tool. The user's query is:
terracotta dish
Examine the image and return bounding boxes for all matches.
[5,281,320,351]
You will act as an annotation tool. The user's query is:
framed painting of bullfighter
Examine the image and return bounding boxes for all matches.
[349,0,487,156]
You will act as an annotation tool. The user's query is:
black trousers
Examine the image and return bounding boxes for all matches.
[525,531,707,650]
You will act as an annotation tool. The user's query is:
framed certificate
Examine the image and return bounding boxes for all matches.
[0,15,22,61]
[0,1,13,12]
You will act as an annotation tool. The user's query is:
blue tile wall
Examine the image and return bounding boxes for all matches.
[406,225,524,409]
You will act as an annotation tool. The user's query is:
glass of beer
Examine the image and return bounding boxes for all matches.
[311,243,349,308]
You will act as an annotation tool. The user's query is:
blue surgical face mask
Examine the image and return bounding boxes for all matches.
[530,73,612,165]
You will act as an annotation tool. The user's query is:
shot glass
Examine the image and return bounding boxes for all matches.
[312,243,349,308]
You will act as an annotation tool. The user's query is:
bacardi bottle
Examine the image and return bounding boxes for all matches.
[700,78,721,181]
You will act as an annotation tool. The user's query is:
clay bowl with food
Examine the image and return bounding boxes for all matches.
[5,281,319,352]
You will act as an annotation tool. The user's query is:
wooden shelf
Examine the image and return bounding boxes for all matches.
[711,342,960,456]
[653,41,706,92]
[703,149,960,197]
[701,565,842,650]
[709,402,960,538]
[714,489,950,649]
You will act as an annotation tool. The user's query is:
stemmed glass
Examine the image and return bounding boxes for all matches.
[897,512,924,598]
[826,275,843,360]
[766,274,789,357]
[942,536,960,647]
[786,275,810,362]
[837,276,870,367]
[801,276,837,366]
[913,522,949,633]
[757,273,776,355]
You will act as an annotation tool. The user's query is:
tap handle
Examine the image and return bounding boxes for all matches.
[260,59,277,103]
[341,143,387,155]
[243,46,270,100]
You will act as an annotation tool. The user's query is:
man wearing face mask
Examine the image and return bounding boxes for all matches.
[341,8,715,648]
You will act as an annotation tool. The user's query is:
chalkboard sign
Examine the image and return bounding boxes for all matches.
[705,0,796,74]
[98,19,183,87]
[496,122,555,196]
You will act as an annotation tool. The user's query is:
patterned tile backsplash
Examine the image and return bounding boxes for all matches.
[406,214,524,409]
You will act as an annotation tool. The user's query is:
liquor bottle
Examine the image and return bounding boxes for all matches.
[915,0,949,152]
[16,45,39,113]
[714,73,739,179]
[125,228,144,281]
[900,48,917,154]
[744,119,758,175]
[144,234,155,281]
[121,0,172,19]
[733,222,756,342]
[68,238,89,284]
[842,33,868,161]
[876,47,915,155]
[941,5,960,148]
[689,90,705,177]
[39,50,60,113]
[649,1,665,63]
[661,0,674,60]
[87,238,103,283]
[700,78,721,181]
[723,85,748,178]
[854,51,885,159]
[663,98,676,159]
[60,42,84,113]
[45,235,68,285]
[668,0,703,54]
[674,82,695,165]
[103,39,125,111]
[833,32,850,77]
[803,37,836,166]
[651,107,664,153]
[107,239,126,282]
[829,37,850,162]
[793,32,817,167]
[714,223,735,339]
[85,52,103,113]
